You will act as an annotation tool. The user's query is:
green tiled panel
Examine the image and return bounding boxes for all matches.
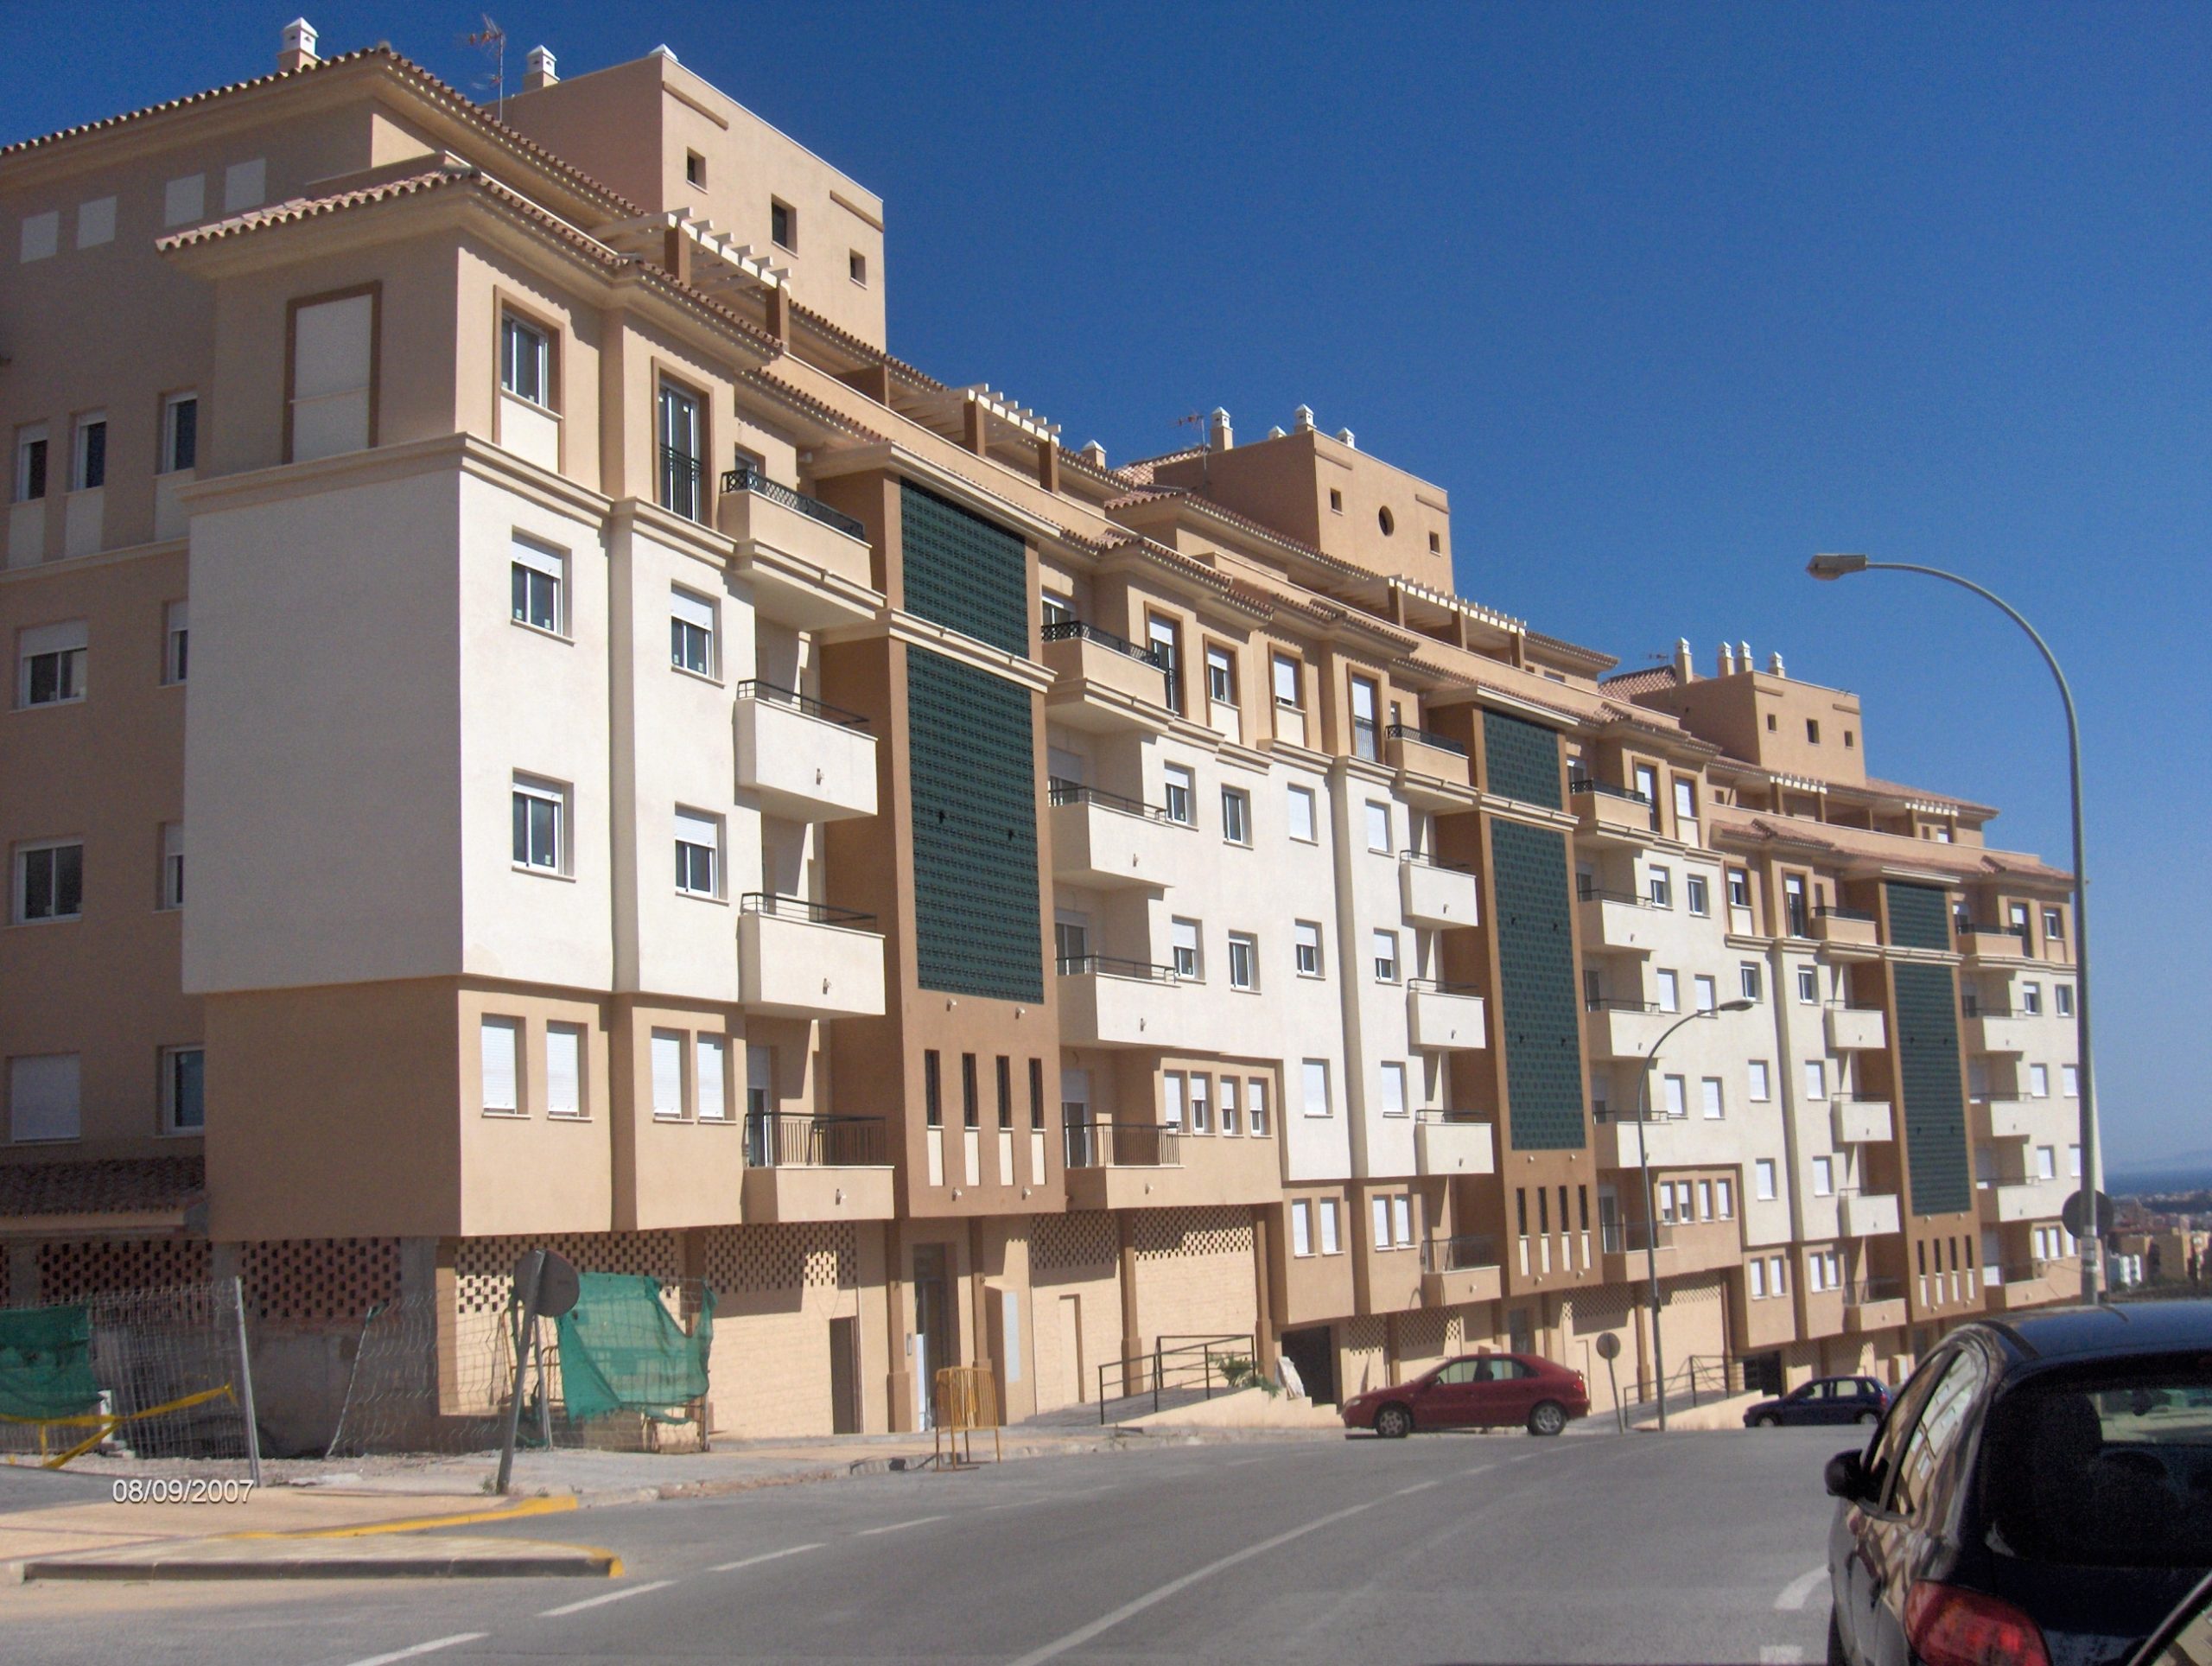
[1490,818,1586,1150]
[1885,881,1952,952]
[1893,961,1972,1217]
[907,648,1044,1003]
[1482,709,1563,811]
[900,482,1028,658]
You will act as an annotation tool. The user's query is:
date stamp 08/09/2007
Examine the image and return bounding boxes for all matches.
[110,1478,257,1504]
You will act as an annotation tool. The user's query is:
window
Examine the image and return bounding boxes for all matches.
[1378,1060,1408,1118]
[1227,932,1257,991]
[1755,1158,1777,1201]
[288,291,375,461]
[962,1053,980,1129]
[1686,874,1709,916]
[1428,531,1440,553]
[1147,616,1182,709]
[480,1016,521,1114]
[164,601,189,684]
[1372,1196,1393,1251]
[545,1024,583,1117]
[1803,1059,1827,1100]
[1843,730,1855,749]
[1292,1199,1313,1256]
[1302,1059,1332,1118]
[1271,652,1301,709]
[1393,1194,1413,1246]
[1162,764,1194,826]
[72,412,106,491]
[1319,1199,1341,1256]
[1748,1059,1771,1102]
[674,808,720,897]
[2056,984,2074,1017]
[2069,1143,2082,1177]
[1700,1078,1724,1120]
[161,393,198,474]
[164,175,205,226]
[1220,1076,1240,1135]
[1648,866,1672,908]
[1205,645,1236,707]
[1796,968,1818,1004]
[1768,1255,1787,1296]
[1656,970,1680,1013]
[684,149,705,186]
[19,621,87,706]
[1727,868,1750,909]
[511,537,564,634]
[650,1029,686,1118]
[1328,488,1344,512]
[671,586,716,676]
[1294,921,1323,978]
[512,775,568,874]
[924,1050,942,1128]
[1698,1180,1714,1219]
[1249,1079,1270,1137]
[693,1035,729,1122]
[1662,1075,1687,1117]
[2029,1063,2050,1098]
[1171,918,1202,980]
[2062,1064,2079,1098]
[225,158,266,212]
[1806,719,1821,744]
[2021,982,2043,1016]
[9,1054,80,1142]
[160,822,185,911]
[1287,785,1317,843]
[2035,1143,2056,1181]
[14,424,48,501]
[2044,906,2064,942]
[1739,963,1761,1002]
[1716,1178,1733,1218]
[1813,1156,1834,1197]
[1674,778,1699,832]
[1635,763,1661,829]
[1350,676,1380,760]
[1694,975,1717,1013]
[656,382,702,519]
[499,315,550,406]
[1750,1257,1768,1299]
[1221,787,1249,846]
[1371,930,1399,983]
[15,840,82,922]
[161,1046,205,1133]
[1657,1185,1675,1224]
[1029,1058,1046,1132]
[18,211,58,263]
[770,198,796,250]
[849,250,868,285]
[1364,801,1390,854]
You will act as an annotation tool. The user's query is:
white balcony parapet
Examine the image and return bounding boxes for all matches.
[735,682,877,822]
[738,894,886,1019]
[1046,780,1187,889]
[1825,1005,1888,1052]
[1057,955,1180,1048]
[1413,1112,1496,1176]
[1400,854,1480,928]
[1408,981,1488,1052]
[1838,1191,1902,1238]
[1832,1099,1894,1145]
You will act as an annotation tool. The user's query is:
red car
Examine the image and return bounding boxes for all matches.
[1341,1351,1590,1438]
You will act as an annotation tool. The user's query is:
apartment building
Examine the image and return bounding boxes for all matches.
[0,24,2086,1442]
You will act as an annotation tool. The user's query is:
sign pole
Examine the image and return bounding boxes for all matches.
[495,1250,546,1497]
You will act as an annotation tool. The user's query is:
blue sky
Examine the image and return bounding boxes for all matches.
[7,3,2205,1167]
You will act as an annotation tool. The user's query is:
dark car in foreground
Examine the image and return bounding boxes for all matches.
[1825,1300,2212,1666]
[1745,1375,1891,1428]
[1342,1351,1589,1438]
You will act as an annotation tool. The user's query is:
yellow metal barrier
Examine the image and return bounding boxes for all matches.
[0,1383,239,1470]
[931,1365,1001,1467]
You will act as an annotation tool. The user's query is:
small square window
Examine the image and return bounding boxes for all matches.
[671,586,717,677]
[15,425,48,502]
[849,249,868,285]
[684,150,705,187]
[1162,765,1194,827]
[675,807,721,898]
[1228,932,1258,992]
[500,315,550,408]
[15,840,82,923]
[162,1046,205,1133]
[512,774,569,874]
[771,198,796,251]
[512,537,564,635]
[1294,921,1323,978]
[1686,874,1708,916]
[480,1015,521,1114]
[1371,929,1399,984]
[72,413,106,492]
[1427,531,1440,553]
[1287,785,1317,843]
[1221,786,1250,846]
[1806,719,1821,744]
[1328,488,1343,512]
[162,393,198,474]
[20,621,88,706]
[1364,801,1390,854]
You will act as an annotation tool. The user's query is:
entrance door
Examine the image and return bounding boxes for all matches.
[1055,1294,1084,1410]
[1060,1068,1092,1167]
[1279,1326,1337,1406]
[912,1245,952,1431]
[1507,1307,1535,1358]
[829,1315,858,1434]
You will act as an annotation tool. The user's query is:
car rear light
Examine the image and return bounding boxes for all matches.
[1904,1581,2050,1666]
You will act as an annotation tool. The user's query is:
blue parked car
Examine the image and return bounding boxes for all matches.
[1743,1375,1891,1428]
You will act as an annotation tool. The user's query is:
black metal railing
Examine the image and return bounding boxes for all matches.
[1384,722,1467,758]
[1961,1001,2021,1020]
[1585,996,1661,1014]
[1842,1278,1905,1307]
[745,1111,887,1168]
[1397,848,1477,874]
[1046,778,1167,820]
[1956,919,2031,940]
[1039,618,1170,670]
[1600,1220,1674,1255]
[1415,1108,1491,1125]
[1095,1333,1254,1423]
[1997,1261,2052,1286]
[1568,777,1651,805]
[718,462,867,539]
[1062,1120,1180,1169]
[1576,878,1645,906]
[1419,1233,1500,1275]
[1592,1105,1672,1125]
[732,678,869,729]
[1407,976,1484,997]
[1816,905,1878,923]
[658,445,702,518]
[1055,953,1179,982]
[739,893,877,927]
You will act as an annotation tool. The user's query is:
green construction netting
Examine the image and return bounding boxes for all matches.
[554,1275,715,1424]
[0,1303,101,1421]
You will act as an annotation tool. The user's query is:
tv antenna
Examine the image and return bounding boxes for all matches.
[463,15,509,122]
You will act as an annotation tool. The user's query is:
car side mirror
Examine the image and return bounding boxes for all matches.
[1825,1450,1872,1502]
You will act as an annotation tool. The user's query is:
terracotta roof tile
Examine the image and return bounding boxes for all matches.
[1599,664,1681,697]
[0,1156,206,1220]
[1111,447,1204,486]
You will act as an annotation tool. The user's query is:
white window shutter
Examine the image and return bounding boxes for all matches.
[9,1054,80,1141]
[670,588,715,630]
[512,536,563,579]
[651,1030,685,1116]
[545,1025,581,1116]
[480,1018,519,1112]
[289,294,374,461]
[1372,1197,1391,1250]
[696,1036,728,1121]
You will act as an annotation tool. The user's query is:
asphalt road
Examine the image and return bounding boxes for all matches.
[4,1425,1852,1664]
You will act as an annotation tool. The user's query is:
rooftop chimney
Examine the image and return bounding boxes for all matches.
[524,45,558,90]
[279,17,319,72]
[1207,408,1233,452]
[1673,639,1694,683]
[1079,441,1107,468]
[1738,641,1752,672]
[1768,651,1786,677]
[1293,404,1315,433]
[1267,425,1286,439]
[1718,642,1736,676]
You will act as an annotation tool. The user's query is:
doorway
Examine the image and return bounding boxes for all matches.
[1508,1307,1535,1357]
[829,1315,858,1434]
[1054,1294,1084,1410]
[1279,1326,1337,1406]
[912,1244,954,1431]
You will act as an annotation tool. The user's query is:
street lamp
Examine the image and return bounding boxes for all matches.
[1807,553,2101,1302]
[1636,998,1755,1430]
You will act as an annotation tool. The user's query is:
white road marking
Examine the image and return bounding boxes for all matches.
[1761,1647,1807,1663]
[1003,1496,1383,1666]
[1459,1464,1496,1477]
[1395,1480,1440,1496]
[342,1637,487,1666]
[709,1542,823,1573]
[537,1580,675,1618]
[855,1514,947,1536]
[1774,1567,1828,1611]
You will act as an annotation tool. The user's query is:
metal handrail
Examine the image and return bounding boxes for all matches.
[1841,1278,1904,1305]
[1095,1332,1253,1423]
[1962,1001,2022,1019]
[744,1111,887,1168]
[1576,880,1646,906]
[1055,954,1178,982]
[658,444,702,518]
[718,462,867,539]
[1384,722,1467,758]
[1406,976,1484,997]
[1997,1261,2053,1284]
[1039,618,1170,670]
[1046,778,1167,820]
[1568,776,1651,805]
[1586,997,1661,1014]
[1600,1220,1675,1254]
[1414,1108,1491,1125]
[1418,1233,1499,1274]
[1397,848,1477,874]
[1061,1120,1180,1169]
[1815,905,1878,923]
[1956,919,2031,939]
[738,893,876,927]
[732,678,868,729]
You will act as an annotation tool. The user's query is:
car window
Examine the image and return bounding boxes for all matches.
[1890,1347,1988,1523]
[1866,1352,1951,1493]
[1505,1359,1536,1380]
[1860,1378,1884,1398]
[1810,1382,1834,1400]
[1436,1361,1479,1386]
[2137,1573,2212,1666]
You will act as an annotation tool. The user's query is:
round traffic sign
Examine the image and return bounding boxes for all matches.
[2061,1188,2114,1241]
[1595,1332,1622,1361]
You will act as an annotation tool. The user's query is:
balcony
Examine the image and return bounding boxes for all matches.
[1040,620,1172,731]
[1056,955,1180,1048]
[715,466,876,627]
[1843,1278,1908,1332]
[1592,1110,1696,1170]
[738,894,886,1019]
[1838,1191,1902,1239]
[1046,780,1186,889]
[1825,1004,1888,1052]
[1412,1112,1496,1177]
[740,1113,893,1222]
[1987,1262,2067,1312]
[1575,881,1661,956]
[1568,777,1656,837]
[734,682,878,822]
[1060,1120,1280,1209]
[1980,1178,2065,1225]
[1961,1010,2032,1055]
[1957,922,2031,961]
[1832,1099,1895,1145]
[1419,1234,1503,1307]
[1400,853,1480,928]
[1972,1098,2036,1141]
[1585,999,1669,1059]
[1599,1218,1675,1282]
[1811,905,1881,950]
[1383,724,1471,806]
[1408,980,1488,1052]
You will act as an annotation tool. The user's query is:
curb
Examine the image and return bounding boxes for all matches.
[16,1537,622,1583]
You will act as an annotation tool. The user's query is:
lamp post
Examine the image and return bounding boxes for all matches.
[1637,998,1755,1429]
[1807,552,2101,1303]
